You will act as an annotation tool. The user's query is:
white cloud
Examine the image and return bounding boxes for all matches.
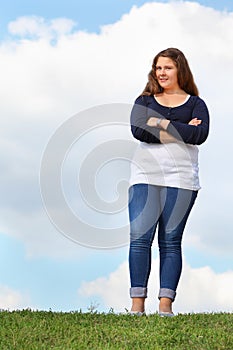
[0,285,32,311]
[78,258,233,314]
[8,16,76,39]
[0,1,233,257]
[78,261,131,312]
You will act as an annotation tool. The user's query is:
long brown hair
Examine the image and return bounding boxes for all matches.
[142,48,199,96]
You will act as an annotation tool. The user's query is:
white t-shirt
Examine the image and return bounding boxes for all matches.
[129,141,200,191]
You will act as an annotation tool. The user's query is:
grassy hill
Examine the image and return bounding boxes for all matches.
[0,309,232,349]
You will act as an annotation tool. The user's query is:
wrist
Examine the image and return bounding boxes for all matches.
[160,119,170,130]
[146,117,170,130]
[156,118,170,130]
[156,118,162,128]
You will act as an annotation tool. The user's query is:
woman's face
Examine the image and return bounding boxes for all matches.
[155,56,179,91]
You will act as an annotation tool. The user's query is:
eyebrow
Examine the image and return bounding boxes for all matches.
[156,65,174,68]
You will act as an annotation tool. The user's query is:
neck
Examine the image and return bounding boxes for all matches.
[163,89,184,95]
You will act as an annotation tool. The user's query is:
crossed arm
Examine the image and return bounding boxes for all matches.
[130,96,209,145]
[147,117,201,143]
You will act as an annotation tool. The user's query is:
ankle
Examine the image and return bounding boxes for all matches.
[131,297,145,313]
[159,297,173,313]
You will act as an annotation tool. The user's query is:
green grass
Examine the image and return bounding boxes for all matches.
[0,310,232,349]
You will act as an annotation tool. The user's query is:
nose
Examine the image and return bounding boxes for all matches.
[160,68,166,75]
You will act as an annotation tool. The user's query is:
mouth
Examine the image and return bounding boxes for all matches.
[159,77,167,82]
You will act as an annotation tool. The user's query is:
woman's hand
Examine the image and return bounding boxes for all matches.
[189,118,202,126]
[147,117,170,130]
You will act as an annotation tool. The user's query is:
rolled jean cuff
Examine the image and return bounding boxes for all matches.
[158,288,176,301]
[130,287,147,298]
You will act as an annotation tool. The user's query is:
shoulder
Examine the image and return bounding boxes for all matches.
[134,94,153,106]
[188,96,210,121]
[187,95,209,110]
[189,95,207,105]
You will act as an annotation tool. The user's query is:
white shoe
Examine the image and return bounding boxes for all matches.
[159,311,174,317]
[129,311,146,316]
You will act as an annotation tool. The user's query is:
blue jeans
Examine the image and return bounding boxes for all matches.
[128,184,197,301]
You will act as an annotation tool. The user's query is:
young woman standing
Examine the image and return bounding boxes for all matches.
[128,48,209,316]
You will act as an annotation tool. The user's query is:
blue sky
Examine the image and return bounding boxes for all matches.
[0,0,233,313]
[0,0,233,38]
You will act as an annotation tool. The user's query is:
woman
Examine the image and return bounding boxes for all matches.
[128,48,209,316]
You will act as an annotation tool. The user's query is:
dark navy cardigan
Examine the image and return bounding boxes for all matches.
[130,95,209,145]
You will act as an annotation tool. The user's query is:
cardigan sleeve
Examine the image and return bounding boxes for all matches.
[166,97,210,145]
[130,96,161,143]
